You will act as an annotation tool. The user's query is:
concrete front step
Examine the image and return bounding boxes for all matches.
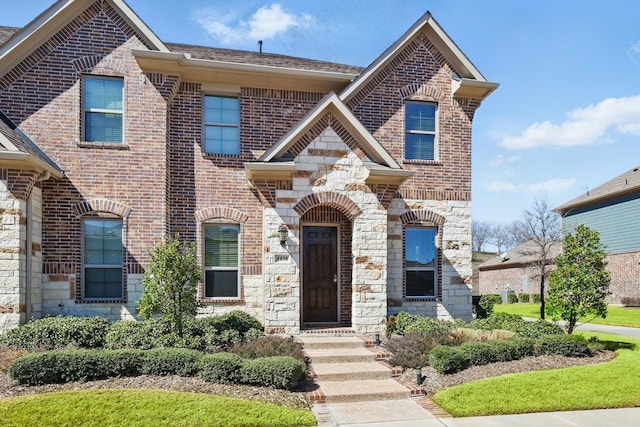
[305,347,377,363]
[297,335,366,349]
[312,361,391,381]
[319,378,410,403]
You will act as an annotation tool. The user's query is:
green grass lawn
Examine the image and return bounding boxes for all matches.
[0,389,316,427]
[433,332,640,417]
[494,303,640,328]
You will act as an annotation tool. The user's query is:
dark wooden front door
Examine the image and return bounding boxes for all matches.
[302,226,338,323]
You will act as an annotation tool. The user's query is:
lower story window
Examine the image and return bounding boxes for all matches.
[204,224,239,298]
[405,226,437,297]
[83,219,123,299]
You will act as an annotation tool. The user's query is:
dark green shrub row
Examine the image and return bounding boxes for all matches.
[468,313,564,338]
[1,311,264,353]
[519,293,530,303]
[532,294,542,304]
[386,312,460,337]
[478,294,502,316]
[0,316,111,351]
[229,335,305,363]
[10,349,305,390]
[385,331,459,368]
[428,334,591,374]
[507,293,519,304]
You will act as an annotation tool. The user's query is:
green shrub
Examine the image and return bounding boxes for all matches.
[428,346,469,374]
[532,293,542,304]
[519,293,530,303]
[391,312,457,336]
[230,336,305,363]
[478,294,502,315]
[105,319,202,350]
[459,342,498,366]
[468,312,526,332]
[0,316,111,351]
[198,352,244,384]
[240,356,306,390]
[507,293,519,304]
[141,348,203,377]
[385,331,454,368]
[535,334,590,357]
[515,319,564,338]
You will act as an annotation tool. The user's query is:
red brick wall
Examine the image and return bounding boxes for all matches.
[0,2,168,296]
[607,251,640,303]
[478,264,546,297]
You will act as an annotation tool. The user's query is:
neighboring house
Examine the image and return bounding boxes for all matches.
[0,0,497,335]
[477,240,561,298]
[555,166,640,304]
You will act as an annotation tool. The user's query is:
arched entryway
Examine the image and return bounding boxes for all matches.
[300,206,353,327]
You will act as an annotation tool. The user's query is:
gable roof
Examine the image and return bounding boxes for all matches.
[0,110,63,178]
[555,165,640,213]
[477,240,562,271]
[0,0,168,78]
[340,11,498,103]
[245,92,414,184]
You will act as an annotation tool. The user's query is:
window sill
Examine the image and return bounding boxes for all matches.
[201,298,243,304]
[78,142,129,150]
[201,152,241,159]
[403,296,440,302]
[403,159,443,166]
[77,298,126,304]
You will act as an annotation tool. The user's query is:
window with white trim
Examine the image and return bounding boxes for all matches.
[83,76,123,143]
[405,102,436,161]
[204,95,239,155]
[405,226,437,297]
[83,218,123,299]
[204,224,239,298]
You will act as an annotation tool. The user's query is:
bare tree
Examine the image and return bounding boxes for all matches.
[518,199,561,319]
[472,220,493,252]
[491,223,517,253]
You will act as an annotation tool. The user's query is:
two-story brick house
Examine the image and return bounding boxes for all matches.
[0,0,497,335]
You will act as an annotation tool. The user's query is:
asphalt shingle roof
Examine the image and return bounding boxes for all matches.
[477,240,562,270]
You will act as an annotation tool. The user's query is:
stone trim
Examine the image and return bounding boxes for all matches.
[194,206,249,223]
[72,56,128,75]
[73,199,132,218]
[400,83,447,102]
[400,210,446,225]
[294,192,362,221]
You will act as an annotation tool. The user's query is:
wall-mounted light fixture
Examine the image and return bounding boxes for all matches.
[278,224,288,247]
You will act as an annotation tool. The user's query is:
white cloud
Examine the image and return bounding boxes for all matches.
[489,155,521,167]
[488,178,576,194]
[631,41,640,54]
[500,95,640,149]
[194,3,315,45]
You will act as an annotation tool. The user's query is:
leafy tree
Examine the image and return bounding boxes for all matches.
[546,225,610,334]
[517,199,561,319]
[138,236,203,336]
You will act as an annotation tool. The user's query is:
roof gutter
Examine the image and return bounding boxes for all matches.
[0,151,63,179]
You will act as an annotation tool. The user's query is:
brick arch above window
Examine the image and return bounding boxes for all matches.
[399,83,448,103]
[400,210,445,226]
[73,199,131,218]
[72,56,128,75]
[194,206,249,224]
[293,192,361,222]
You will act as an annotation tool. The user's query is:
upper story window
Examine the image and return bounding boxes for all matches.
[405,226,437,298]
[204,95,239,155]
[204,224,240,298]
[83,218,123,300]
[83,76,123,143]
[405,102,436,161]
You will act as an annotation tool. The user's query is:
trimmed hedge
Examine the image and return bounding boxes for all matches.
[198,352,243,384]
[141,348,203,377]
[507,293,518,304]
[387,312,459,336]
[0,316,111,351]
[241,356,306,390]
[532,294,542,304]
[478,294,502,315]
[519,293,530,303]
[468,313,564,339]
[428,334,590,374]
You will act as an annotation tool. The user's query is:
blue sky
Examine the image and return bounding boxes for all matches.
[2,0,640,226]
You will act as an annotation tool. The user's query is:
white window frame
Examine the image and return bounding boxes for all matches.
[82,218,123,300]
[203,223,240,299]
[404,226,438,298]
[405,101,437,161]
[82,75,124,143]
[203,95,240,155]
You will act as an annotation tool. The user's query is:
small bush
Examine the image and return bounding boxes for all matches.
[621,297,640,307]
[141,348,203,377]
[507,293,519,304]
[240,356,306,390]
[198,352,244,384]
[0,347,28,372]
[478,294,502,316]
[105,319,202,350]
[0,316,111,351]
[519,293,530,303]
[535,334,591,357]
[468,312,527,332]
[515,319,564,339]
[429,346,469,374]
[391,312,457,336]
[230,336,305,363]
[459,342,498,366]
[532,294,542,304]
[386,314,398,337]
[386,331,453,368]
